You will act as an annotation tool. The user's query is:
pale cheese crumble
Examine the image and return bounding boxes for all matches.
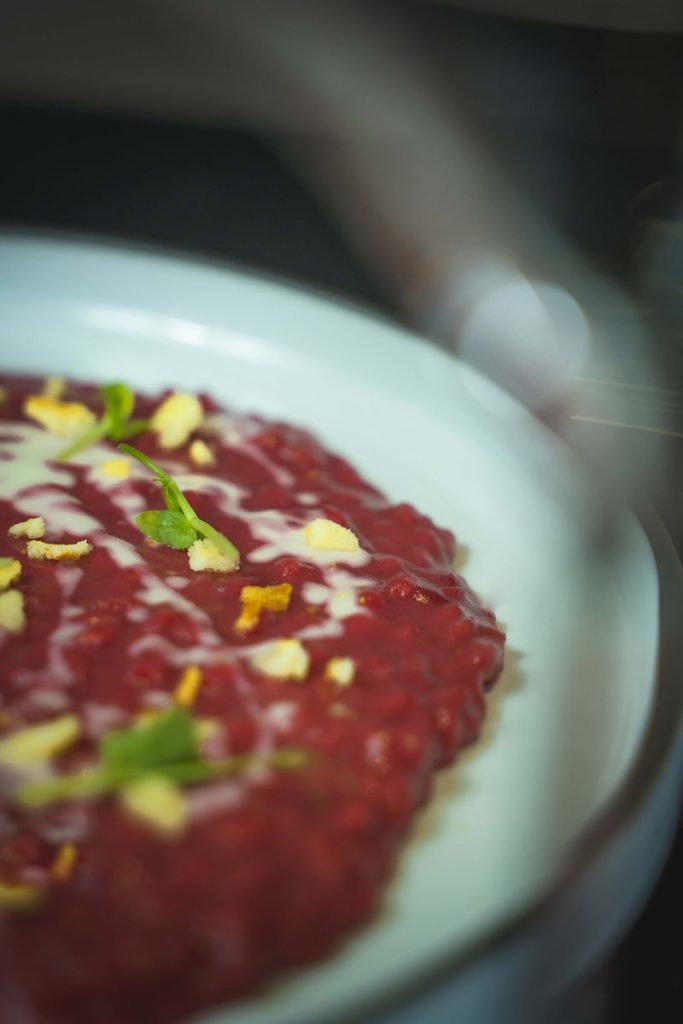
[251,638,310,681]
[189,438,216,467]
[151,392,203,449]
[8,516,45,540]
[120,775,188,836]
[0,714,80,767]
[24,395,96,438]
[0,591,25,633]
[303,518,360,552]
[42,377,65,400]
[324,656,356,687]
[0,559,21,592]
[26,539,92,562]
[187,538,239,573]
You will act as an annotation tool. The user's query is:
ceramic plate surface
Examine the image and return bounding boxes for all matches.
[0,235,659,1024]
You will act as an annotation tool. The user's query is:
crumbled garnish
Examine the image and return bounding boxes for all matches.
[189,438,216,467]
[0,882,43,909]
[303,518,360,552]
[51,842,78,881]
[324,657,356,687]
[188,538,239,573]
[8,516,45,540]
[0,714,80,768]
[56,383,149,462]
[24,395,96,439]
[119,444,240,570]
[99,457,131,480]
[251,638,310,681]
[120,775,189,836]
[26,539,92,563]
[43,376,65,400]
[174,665,203,708]
[151,392,203,449]
[0,559,21,592]
[17,707,310,810]
[235,583,293,633]
[0,591,25,633]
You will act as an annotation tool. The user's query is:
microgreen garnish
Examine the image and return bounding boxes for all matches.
[18,708,309,808]
[56,383,149,461]
[118,443,240,563]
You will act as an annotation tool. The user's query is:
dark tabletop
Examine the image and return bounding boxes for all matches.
[0,9,681,1022]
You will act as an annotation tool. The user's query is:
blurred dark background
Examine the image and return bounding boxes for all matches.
[1,4,682,1022]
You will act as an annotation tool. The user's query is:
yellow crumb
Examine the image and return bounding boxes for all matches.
[173,665,203,708]
[0,882,43,909]
[120,775,188,836]
[99,457,131,480]
[303,518,359,552]
[0,591,25,633]
[251,638,310,681]
[151,392,203,449]
[0,560,21,592]
[0,714,80,767]
[189,439,216,467]
[26,539,92,563]
[235,583,292,633]
[50,843,78,881]
[24,395,96,438]
[8,517,45,540]
[324,657,356,687]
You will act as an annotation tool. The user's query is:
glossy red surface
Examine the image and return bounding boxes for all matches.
[0,376,504,1023]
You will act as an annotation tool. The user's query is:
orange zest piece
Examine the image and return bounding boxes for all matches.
[173,665,203,708]
[51,842,78,882]
[235,583,293,633]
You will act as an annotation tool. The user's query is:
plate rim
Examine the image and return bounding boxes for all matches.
[1,226,681,1020]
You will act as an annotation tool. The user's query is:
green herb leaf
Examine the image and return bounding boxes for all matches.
[0,557,15,568]
[136,510,198,550]
[16,705,311,808]
[56,383,150,461]
[102,383,135,435]
[119,443,240,566]
[19,767,114,807]
[102,708,198,775]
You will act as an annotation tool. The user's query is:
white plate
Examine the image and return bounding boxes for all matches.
[0,234,660,1024]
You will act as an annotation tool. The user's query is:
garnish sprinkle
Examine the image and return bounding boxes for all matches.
[56,383,149,462]
[17,708,308,808]
[119,444,240,566]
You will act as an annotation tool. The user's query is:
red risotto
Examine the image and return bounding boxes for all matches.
[0,375,504,1023]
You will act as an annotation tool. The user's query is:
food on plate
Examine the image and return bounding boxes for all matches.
[0,374,505,1023]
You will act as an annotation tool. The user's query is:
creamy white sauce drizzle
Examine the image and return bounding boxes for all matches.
[203,412,295,489]
[2,416,376,775]
[187,779,246,822]
[81,702,129,738]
